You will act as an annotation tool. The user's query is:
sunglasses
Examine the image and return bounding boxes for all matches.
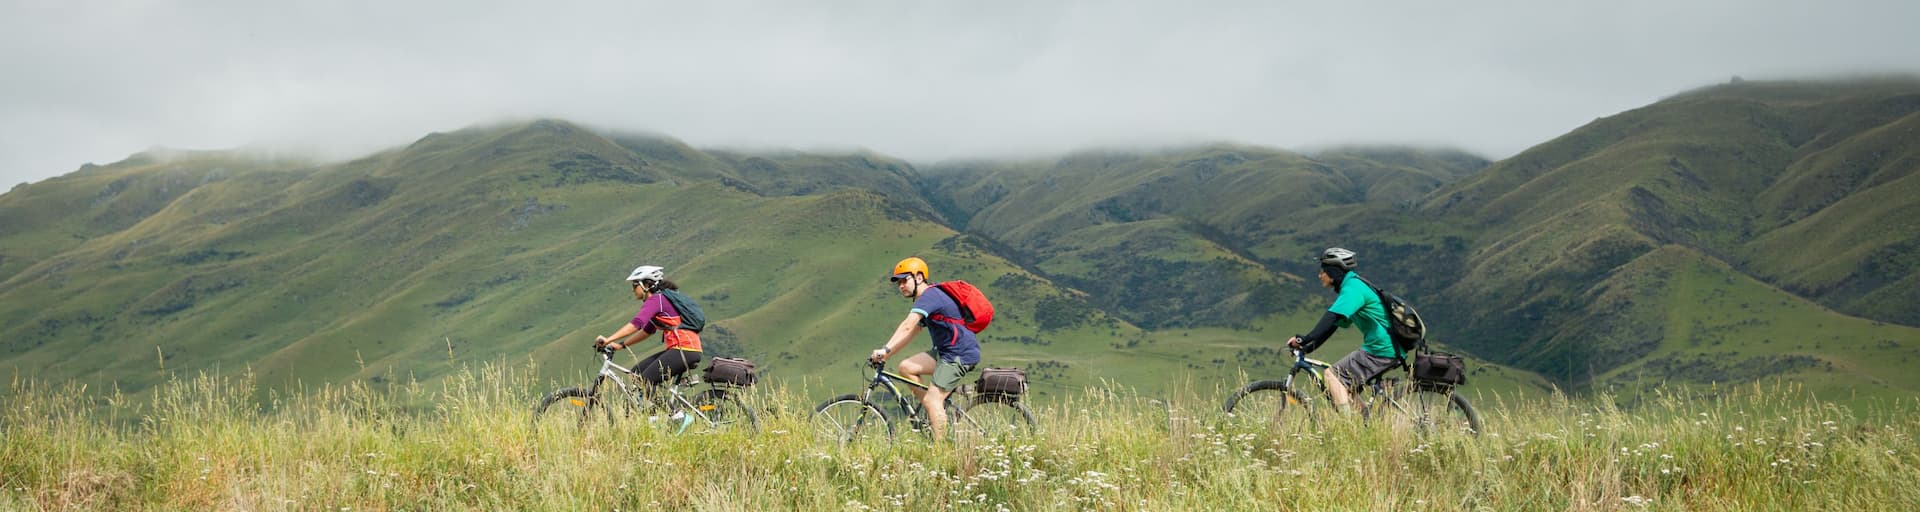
[630,280,645,288]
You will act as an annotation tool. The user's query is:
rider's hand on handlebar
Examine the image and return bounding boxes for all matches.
[593,335,609,349]
[1286,336,1303,350]
[869,348,888,364]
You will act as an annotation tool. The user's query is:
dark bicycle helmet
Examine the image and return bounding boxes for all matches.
[1318,247,1358,270]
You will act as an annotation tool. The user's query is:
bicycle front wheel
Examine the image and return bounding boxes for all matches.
[1223,380,1319,432]
[957,394,1037,440]
[1386,382,1482,437]
[811,394,893,445]
[689,388,759,435]
[532,386,612,432]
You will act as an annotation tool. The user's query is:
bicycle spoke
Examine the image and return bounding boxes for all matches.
[958,394,1037,440]
[687,388,759,435]
[812,395,892,445]
[1387,383,1482,437]
[532,386,611,432]
[1224,381,1320,434]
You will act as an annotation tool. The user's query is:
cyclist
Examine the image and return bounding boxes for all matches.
[868,256,981,441]
[593,265,704,413]
[1287,247,1397,412]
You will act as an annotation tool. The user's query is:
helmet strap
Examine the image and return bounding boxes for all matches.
[908,274,928,299]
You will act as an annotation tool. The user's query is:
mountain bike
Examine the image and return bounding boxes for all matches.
[811,360,1036,444]
[1223,348,1480,437]
[532,347,758,435]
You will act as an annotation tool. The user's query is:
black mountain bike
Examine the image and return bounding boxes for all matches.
[811,361,1036,444]
[1223,348,1480,436]
[532,347,758,435]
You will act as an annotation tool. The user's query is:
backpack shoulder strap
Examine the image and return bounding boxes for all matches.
[921,284,965,325]
[653,290,689,331]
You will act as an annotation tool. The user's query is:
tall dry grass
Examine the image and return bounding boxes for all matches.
[3,364,1916,511]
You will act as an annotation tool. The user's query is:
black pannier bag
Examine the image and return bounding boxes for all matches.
[1412,352,1467,386]
[703,357,757,387]
[977,367,1027,395]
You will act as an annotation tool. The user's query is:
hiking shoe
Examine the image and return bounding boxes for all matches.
[672,411,694,434]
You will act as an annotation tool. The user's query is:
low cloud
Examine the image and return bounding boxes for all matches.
[4,0,1918,187]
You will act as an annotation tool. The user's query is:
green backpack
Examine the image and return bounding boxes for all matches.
[656,289,708,333]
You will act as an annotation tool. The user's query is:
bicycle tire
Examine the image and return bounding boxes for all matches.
[532,386,611,431]
[1385,383,1483,437]
[811,393,893,445]
[689,388,759,434]
[957,394,1037,439]
[1223,380,1319,431]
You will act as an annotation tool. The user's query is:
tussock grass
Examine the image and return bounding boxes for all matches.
[3,366,1916,511]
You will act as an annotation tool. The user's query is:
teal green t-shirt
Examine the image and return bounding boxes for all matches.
[1328,272,1396,358]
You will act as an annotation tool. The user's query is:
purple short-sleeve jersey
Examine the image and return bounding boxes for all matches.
[911,286,982,364]
[631,294,679,334]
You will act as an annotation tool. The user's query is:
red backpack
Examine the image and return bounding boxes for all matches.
[930,280,995,333]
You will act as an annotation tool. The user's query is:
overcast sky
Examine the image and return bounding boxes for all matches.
[4,0,1917,187]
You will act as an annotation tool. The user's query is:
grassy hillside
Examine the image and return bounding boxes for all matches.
[917,145,1481,331]
[5,120,1514,405]
[1427,78,1920,317]
[5,78,1918,406]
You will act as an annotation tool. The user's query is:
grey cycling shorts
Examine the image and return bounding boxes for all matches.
[1333,349,1400,392]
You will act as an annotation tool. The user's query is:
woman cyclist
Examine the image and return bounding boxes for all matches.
[593,265,703,404]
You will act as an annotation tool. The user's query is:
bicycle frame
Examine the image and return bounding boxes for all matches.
[1285,349,1333,395]
[860,361,941,419]
[588,348,723,424]
[1284,349,1397,412]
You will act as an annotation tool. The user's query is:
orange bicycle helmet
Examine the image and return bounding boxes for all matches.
[891,257,929,281]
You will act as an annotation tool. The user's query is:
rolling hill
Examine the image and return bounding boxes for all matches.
[5,78,1918,406]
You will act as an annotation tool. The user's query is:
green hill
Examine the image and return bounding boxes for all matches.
[1412,78,1920,394]
[5,78,1919,406]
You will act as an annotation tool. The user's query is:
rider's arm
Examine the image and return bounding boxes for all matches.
[873,312,926,361]
[597,323,646,350]
[1296,310,1346,353]
[602,296,667,350]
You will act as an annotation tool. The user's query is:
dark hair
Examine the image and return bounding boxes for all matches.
[646,279,679,292]
[1321,264,1348,291]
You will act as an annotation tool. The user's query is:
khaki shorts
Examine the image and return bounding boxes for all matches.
[925,350,978,391]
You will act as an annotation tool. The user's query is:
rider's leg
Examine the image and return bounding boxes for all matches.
[633,350,670,405]
[659,349,701,385]
[897,351,937,401]
[1323,367,1354,411]
[1329,350,1396,413]
[923,382,953,441]
[922,359,975,442]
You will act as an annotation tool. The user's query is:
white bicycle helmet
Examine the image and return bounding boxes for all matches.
[625,265,665,286]
[1318,247,1358,270]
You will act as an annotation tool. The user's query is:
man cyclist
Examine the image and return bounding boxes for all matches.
[1287,247,1397,412]
[593,265,703,427]
[868,256,981,441]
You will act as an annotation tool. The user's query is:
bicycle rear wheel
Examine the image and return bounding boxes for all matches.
[1385,382,1482,437]
[811,394,893,445]
[1223,380,1320,432]
[957,394,1037,440]
[689,388,759,435]
[532,386,612,431]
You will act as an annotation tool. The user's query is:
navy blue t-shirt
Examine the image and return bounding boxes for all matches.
[911,285,983,365]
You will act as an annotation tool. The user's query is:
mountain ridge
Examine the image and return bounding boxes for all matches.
[5,78,1918,404]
